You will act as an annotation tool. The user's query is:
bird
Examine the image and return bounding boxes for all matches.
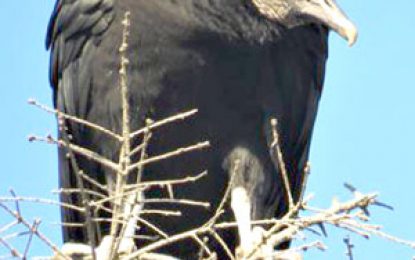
[46,0,357,258]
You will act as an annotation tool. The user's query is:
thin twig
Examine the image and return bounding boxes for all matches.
[129,109,198,139]
[28,99,123,141]
[31,135,119,172]
[344,236,354,260]
[52,188,106,199]
[59,114,97,260]
[23,219,40,258]
[0,237,22,258]
[0,202,69,259]
[0,197,85,213]
[205,160,240,227]
[78,171,108,193]
[270,118,294,209]
[208,229,235,260]
[124,171,207,192]
[128,141,210,172]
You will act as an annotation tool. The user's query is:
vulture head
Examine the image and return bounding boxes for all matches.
[252,0,358,45]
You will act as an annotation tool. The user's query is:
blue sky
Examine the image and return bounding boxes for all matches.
[0,0,414,258]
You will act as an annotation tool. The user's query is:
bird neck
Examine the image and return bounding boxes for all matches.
[190,0,283,42]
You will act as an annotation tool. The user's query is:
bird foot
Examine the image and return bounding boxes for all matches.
[96,235,137,259]
[235,226,272,260]
[236,226,303,260]
[56,236,136,260]
[57,242,92,259]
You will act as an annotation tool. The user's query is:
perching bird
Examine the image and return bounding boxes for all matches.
[47,0,356,258]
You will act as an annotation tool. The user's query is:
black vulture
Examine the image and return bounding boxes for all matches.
[46,0,356,258]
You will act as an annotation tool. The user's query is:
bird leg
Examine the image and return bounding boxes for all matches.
[231,190,274,259]
[95,193,141,259]
[231,186,254,255]
[119,193,141,252]
[226,147,274,258]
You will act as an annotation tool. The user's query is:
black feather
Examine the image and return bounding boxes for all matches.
[47,0,329,257]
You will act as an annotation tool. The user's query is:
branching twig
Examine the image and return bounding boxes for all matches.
[28,99,123,141]
[0,201,69,259]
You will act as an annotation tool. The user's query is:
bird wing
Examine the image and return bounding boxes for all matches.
[46,0,115,243]
[261,25,329,214]
[46,0,115,111]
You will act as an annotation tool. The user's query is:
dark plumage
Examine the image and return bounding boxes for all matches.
[47,0,356,258]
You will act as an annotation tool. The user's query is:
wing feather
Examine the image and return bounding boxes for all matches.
[46,0,115,243]
[46,0,114,91]
[262,25,329,215]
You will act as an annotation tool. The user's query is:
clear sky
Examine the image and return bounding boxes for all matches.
[0,0,414,258]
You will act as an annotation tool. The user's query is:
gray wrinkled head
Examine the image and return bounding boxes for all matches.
[252,0,358,45]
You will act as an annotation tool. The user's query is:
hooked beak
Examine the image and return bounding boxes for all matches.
[297,0,358,46]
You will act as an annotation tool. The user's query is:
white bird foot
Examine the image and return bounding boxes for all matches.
[95,236,113,260]
[58,242,92,259]
[118,236,137,255]
[95,235,136,259]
